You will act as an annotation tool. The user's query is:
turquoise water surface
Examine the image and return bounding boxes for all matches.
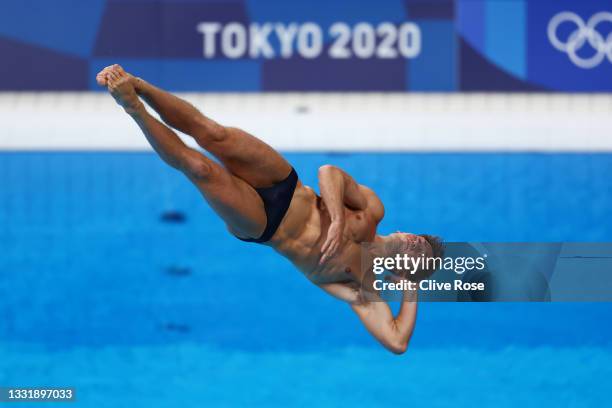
[1,152,611,407]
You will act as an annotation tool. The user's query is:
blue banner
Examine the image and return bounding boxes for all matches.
[0,0,610,91]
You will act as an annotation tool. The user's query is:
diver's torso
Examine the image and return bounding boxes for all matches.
[269,183,378,285]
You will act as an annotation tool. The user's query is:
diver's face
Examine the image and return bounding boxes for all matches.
[385,232,435,280]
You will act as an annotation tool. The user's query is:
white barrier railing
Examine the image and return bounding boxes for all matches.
[1,92,611,151]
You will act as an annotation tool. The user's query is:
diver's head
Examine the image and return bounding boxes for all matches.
[383,232,445,281]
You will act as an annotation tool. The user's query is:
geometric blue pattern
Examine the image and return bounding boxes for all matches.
[485,0,527,80]
[0,0,610,91]
[0,0,106,57]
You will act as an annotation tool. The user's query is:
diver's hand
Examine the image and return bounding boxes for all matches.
[320,220,344,265]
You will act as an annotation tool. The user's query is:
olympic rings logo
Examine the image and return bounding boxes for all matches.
[547,11,612,69]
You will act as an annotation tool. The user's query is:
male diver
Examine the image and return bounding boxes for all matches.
[97,65,444,354]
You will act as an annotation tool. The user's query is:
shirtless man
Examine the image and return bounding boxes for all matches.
[97,64,444,355]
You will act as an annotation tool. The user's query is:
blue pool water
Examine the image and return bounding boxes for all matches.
[1,152,612,407]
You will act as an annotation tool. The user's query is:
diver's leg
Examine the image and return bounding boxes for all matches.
[189,125,293,188]
[136,78,293,188]
[97,64,292,188]
[103,66,266,239]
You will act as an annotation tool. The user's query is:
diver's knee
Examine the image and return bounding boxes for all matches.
[194,117,228,146]
[181,151,213,181]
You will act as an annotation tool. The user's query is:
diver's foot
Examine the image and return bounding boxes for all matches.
[101,65,144,115]
[96,64,138,89]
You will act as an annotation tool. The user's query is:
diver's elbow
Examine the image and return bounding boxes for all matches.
[387,339,408,355]
[318,164,338,176]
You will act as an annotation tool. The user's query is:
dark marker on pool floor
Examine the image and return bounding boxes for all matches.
[160,210,187,223]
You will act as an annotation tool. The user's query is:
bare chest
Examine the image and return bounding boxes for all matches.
[344,209,377,243]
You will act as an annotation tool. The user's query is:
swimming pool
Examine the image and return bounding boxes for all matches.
[1,152,611,407]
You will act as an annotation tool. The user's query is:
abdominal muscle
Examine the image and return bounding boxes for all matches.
[268,183,374,285]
